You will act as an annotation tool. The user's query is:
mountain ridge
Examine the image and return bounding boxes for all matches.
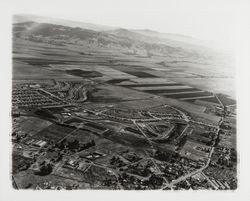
[14,14,211,50]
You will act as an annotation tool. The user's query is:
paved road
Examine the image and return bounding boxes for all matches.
[214,93,224,108]
[12,175,18,189]
[200,171,218,189]
[161,122,219,189]
[56,128,80,144]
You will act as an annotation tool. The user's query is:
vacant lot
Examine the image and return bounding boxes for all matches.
[12,154,33,174]
[14,116,52,136]
[179,140,210,161]
[32,124,76,142]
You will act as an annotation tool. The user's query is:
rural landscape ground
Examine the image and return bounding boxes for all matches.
[12,15,237,190]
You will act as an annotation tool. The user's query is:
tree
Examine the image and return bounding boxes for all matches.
[36,162,53,176]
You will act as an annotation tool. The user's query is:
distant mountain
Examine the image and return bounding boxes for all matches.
[13,21,188,57]
[14,21,98,39]
[104,28,159,43]
[133,29,195,41]
[13,15,229,60]
[13,14,115,31]
[133,29,224,51]
[13,14,216,50]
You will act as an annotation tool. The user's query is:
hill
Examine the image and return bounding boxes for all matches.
[13,21,187,57]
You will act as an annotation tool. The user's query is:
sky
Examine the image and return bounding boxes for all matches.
[3,0,249,49]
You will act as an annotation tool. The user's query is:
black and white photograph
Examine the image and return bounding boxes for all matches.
[0,0,250,200]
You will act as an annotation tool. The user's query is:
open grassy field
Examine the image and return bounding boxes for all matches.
[13,116,52,136]
[164,91,213,99]
[179,140,210,161]
[14,169,89,189]
[12,153,34,174]
[90,84,153,103]
[13,61,77,80]
[31,124,76,142]
[142,88,201,94]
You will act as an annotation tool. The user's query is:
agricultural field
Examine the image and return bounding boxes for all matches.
[14,169,89,189]
[90,84,152,103]
[179,140,210,161]
[30,124,77,143]
[12,116,52,137]
[164,92,213,99]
